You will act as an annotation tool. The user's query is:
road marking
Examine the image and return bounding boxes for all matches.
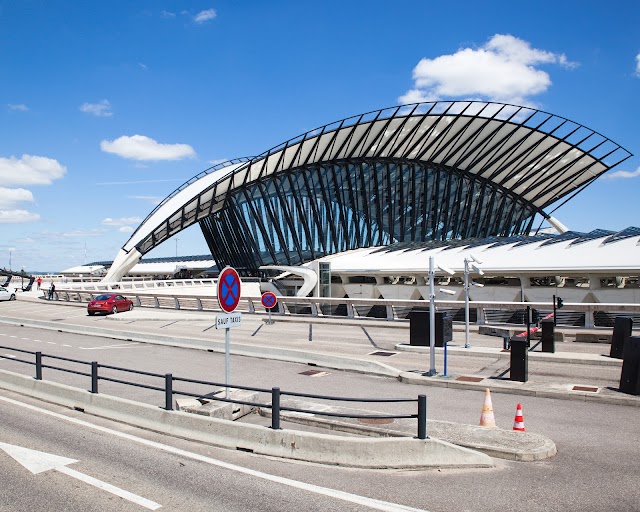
[9,336,17,338]
[0,395,427,512]
[3,354,17,358]
[21,338,30,340]
[46,342,56,345]
[62,344,72,348]
[78,342,143,350]
[0,441,161,510]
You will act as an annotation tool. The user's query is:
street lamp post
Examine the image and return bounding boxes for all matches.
[427,256,436,376]
[175,238,179,258]
[463,254,484,349]
[425,255,455,376]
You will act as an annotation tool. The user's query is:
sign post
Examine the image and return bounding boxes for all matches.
[216,267,242,398]
[261,291,278,324]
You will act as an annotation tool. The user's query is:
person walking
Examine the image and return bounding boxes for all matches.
[47,282,55,300]
[36,277,42,290]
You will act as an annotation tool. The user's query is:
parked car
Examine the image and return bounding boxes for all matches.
[0,286,17,301]
[87,293,133,315]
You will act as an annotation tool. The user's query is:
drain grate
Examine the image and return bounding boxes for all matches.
[572,385,598,392]
[455,375,484,382]
[357,418,395,425]
[368,351,397,357]
[298,370,330,377]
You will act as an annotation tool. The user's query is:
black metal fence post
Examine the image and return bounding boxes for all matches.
[165,374,173,410]
[417,394,427,439]
[35,352,42,380]
[91,361,98,393]
[271,387,281,430]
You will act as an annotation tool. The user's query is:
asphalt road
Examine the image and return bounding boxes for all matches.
[0,319,639,510]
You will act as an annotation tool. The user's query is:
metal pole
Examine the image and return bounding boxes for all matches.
[35,352,42,380]
[553,294,557,326]
[91,361,98,393]
[443,341,448,377]
[271,387,281,430]
[464,258,470,349]
[526,305,531,348]
[165,374,173,410]
[427,256,437,376]
[417,394,427,439]
[225,326,230,399]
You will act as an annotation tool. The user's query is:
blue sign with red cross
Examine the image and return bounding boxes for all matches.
[217,267,242,313]
[261,291,278,309]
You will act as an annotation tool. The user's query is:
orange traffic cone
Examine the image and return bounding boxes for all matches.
[479,388,496,427]
[513,403,525,431]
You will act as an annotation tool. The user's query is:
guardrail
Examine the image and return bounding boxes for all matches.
[0,344,427,439]
[51,287,640,329]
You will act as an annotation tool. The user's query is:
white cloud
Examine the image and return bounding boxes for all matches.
[0,188,34,209]
[100,135,196,161]
[128,195,164,205]
[161,10,176,18]
[119,226,134,233]
[603,167,640,180]
[636,52,640,76]
[0,210,40,223]
[102,216,142,226]
[62,229,106,238]
[194,8,216,23]
[8,104,29,112]
[0,154,66,186]
[80,99,113,117]
[399,34,577,105]
[209,158,230,166]
[97,178,180,186]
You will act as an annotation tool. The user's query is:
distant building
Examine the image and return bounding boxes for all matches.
[98,101,635,304]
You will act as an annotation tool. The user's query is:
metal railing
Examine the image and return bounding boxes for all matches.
[51,287,640,328]
[0,345,427,439]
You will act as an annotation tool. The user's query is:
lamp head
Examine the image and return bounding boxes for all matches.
[468,253,483,265]
[439,288,456,296]
[436,263,455,276]
[471,264,484,275]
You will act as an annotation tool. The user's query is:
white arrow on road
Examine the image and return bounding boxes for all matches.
[0,442,161,510]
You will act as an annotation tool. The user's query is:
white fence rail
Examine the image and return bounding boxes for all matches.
[52,287,640,329]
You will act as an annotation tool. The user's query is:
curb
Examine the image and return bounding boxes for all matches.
[394,343,622,367]
[0,369,493,469]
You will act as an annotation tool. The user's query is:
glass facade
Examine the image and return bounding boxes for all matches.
[200,159,537,274]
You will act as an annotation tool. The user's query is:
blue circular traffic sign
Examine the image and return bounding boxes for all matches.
[217,267,241,313]
[261,291,277,309]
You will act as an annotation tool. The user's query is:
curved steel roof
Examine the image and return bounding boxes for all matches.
[106,101,631,282]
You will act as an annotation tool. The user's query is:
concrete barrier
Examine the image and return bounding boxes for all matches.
[0,369,493,469]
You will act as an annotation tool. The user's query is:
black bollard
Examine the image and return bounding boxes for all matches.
[619,336,640,395]
[541,319,555,353]
[510,337,528,382]
[610,316,633,359]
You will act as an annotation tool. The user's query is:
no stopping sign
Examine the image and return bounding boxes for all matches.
[217,267,241,313]
[261,291,277,309]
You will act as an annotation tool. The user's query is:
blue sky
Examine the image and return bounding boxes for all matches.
[1,0,639,272]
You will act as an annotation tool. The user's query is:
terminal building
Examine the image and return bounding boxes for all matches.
[84,101,636,304]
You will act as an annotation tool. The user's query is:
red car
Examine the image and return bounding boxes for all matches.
[87,293,134,315]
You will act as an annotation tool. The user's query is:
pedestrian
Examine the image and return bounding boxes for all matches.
[36,277,42,290]
[48,282,55,300]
